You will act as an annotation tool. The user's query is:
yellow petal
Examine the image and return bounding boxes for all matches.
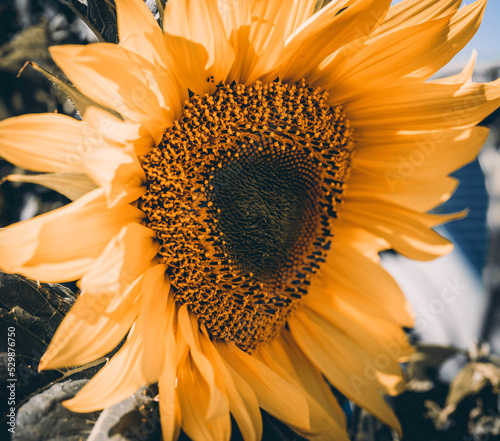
[289,311,402,433]
[374,0,461,36]
[423,210,468,228]
[83,144,146,207]
[333,222,389,255]
[258,337,349,440]
[316,16,452,102]
[158,300,182,441]
[279,333,347,431]
[63,323,145,412]
[432,50,477,85]
[178,356,231,441]
[218,0,250,41]
[219,0,251,84]
[229,368,266,438]
[341,197,454,260]
[115,0,170,68]
[163,0,234,95]
[79,223,157,309]
[353,127,489,182]
[140,265,173,383]
[0,113,86,173]
[343,78,500,131]
[27,61,121,119]
[83,106,155,156]
[284,0,317,37]
[200,330,263,441]
[408,0,486,79]
[348,168,459,212]
[312,243,414,327]
[215,340,310,431]
[39,277,140,370]
[50,43,181,143]
[280,0,391,82]
[178,305,229,421]
[239,0,304,84]
[0,189,143,282]
[218,0,254,84]
[303,304,411,379]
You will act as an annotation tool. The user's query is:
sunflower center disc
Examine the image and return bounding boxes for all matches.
[209,147,319,285]
[139,80,353,352]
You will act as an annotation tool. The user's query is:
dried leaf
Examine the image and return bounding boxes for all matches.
[13,380,100,441]
[87,385,161,441]
[54,1,161,43]
[155,0,165,27]
[5,173,97,201]
[475,362,500,392]
[314,0,333,13]
[406,344,462,391]
[443,361,500,417]
[445,363,479,412]
[55,0,118,43]
[0,273,105,425]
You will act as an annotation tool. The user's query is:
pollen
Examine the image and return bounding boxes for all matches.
[139,79,353,352]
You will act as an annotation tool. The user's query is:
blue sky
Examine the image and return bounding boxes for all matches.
[390,0,500,73]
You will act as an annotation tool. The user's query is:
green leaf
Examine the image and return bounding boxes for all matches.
[0,272,75,342]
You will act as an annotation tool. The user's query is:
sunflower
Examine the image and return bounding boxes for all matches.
[0,0,499,439]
